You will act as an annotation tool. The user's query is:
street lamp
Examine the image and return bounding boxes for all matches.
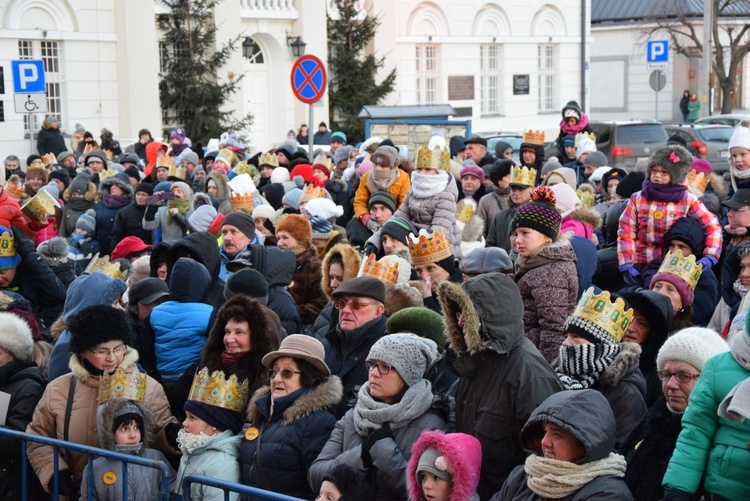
[286,31,306,57]
[242,37,259,60]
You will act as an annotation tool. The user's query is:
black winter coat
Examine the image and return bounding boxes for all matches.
[36,126,67,156]
[0,361,44,499]
[594,200,628,292]
[345,217,373,251]
[111,202,152,249]
[167,231,226,309]
[240,378,342,500]
[94,200,132,257]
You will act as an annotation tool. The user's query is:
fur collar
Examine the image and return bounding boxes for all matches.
[190,192,213,212]
[599,342,641,387]
[461,214,485,242]
[50,315,66,341]
[568,207,601,230]
[437,281,484,355]
[320,243,361,300]
[63,181,98,203]
[246,376,343,425]
[69,347,140,382]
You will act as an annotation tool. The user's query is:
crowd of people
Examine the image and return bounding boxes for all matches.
[0,106,750,500]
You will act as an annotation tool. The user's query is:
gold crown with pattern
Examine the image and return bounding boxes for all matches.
[416,145,451,171]
[21,189,61,224]
[510,165,536,187]
[84,254,128,281]
[98,169,118,182]
[408,227,453,266]
[187,367,249,412]
[574,131,597,146]
[687,170,709,193]
[4,180,24,199]
[300,184,327,204]
[229,191,255,213]
[168,164,187,180]
[522,130,545,146]
[98,367,146,404]
[259,152,279,168]
[358,253,400,284]
[570,288,634,342]
[576,188,595,209]
[313,155,334,171]
[455,199,476,224]
[232,161,257,178]
[156,151,173,169]
[0,230,17,258]
[656,249,703,292]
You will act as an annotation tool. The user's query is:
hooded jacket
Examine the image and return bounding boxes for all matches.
[37,123,68,156]
[111,195,152,248]
[94,176,134,256]
[167,231,226,309]
[174,430,242,501]
[437,274,563,499]
[26,348,178,492]
[312,244,361,341]
[59,181,98,237]
[241,377,343,499]
[206,171,232,214]
[289,244,327,325]
[494,389,633,501]
[79,399,173,501]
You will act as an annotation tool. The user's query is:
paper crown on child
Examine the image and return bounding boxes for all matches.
[168,164,187,180]
[4,178,24,199]
[655,249,703,292]
[232,161,257,178]
[313,155,334,171]
[155,151,173,170]
[0,227,21,270]
[408,228,453,266]
[21,189,61,225]
[575,131,597,146]
[187,367,249,413]
[358,254,401,284]
[522,130,545,146]
[455,199,476,225]
[229,191,254,213]
[259,152,280,168]
[567,288,634,343]
[509,165,536,188]
[98,367,146,404]
[576,186,596,209]
[299,184,327,204]
[687,170,709,194]
[416,145,451,172]
[84,254,129,281]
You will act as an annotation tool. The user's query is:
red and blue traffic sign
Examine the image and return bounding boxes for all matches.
[291,55,327,104]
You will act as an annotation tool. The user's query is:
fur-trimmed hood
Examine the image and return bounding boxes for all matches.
[206,171,229,201]
[99,175,134,199]
[568,207,601,230]
[190,192,213,212]
[407,431,482,501]
[599,342,642,387]
[384,281,423,317]
[69,346,140,383]
[438,273,525,356]
[320,243,361,300]
[63,180,98,202]
[98,398,154,452]
[246,375,343,425]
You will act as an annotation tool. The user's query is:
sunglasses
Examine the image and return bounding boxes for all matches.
[268,369,301,380]
[333,299,378,311]
[365,360,393,375]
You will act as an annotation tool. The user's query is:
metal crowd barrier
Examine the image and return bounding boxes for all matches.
[181,475,305,500]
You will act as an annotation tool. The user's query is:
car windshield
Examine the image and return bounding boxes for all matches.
[487,136,522,153]
[697,127,733,142]
[617,124,669,144]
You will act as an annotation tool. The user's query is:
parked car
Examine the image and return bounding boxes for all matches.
[664,123,733,172]
[695,113,750,127]
[477,131,523,162]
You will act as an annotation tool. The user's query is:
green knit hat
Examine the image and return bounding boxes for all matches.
[386,306,447,352]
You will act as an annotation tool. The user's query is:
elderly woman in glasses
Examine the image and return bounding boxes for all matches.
[309,333,447,501]
[239,335,342,500]
[620,327,728,501]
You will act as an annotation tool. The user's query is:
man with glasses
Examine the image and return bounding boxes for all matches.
[323,276,387,415]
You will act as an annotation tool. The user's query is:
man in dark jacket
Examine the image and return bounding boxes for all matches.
[313,122,332,145]
[37,115,68,156]
[464,136,495,167]
[437,273,563,499]
[110,182,154,248]
[166,231,225,309]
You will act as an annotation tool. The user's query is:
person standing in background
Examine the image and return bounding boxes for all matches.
[679,90,690,123]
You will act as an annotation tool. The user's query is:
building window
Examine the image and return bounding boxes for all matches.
[416,44,439,105]
[18,40,63,133]
[480,44,501,115]
[159,41,169,73]
[538,44,556,112]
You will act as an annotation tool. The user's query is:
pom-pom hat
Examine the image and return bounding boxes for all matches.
[511,186,562,240]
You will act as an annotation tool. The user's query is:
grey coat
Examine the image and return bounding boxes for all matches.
[308,405,446,501]
[142,205,188,244]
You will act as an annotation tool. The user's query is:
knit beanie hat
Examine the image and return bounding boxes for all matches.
[135,182,154,196]
[112,399,145,436]
[225,268,269,301]
[183,400,244,435]
[615,171,645,199]
[222,211,256,239]
[648,144,693,185]
[588,166,611,183]
[310,215,332,240]
[290,164,314,184]
[583,151,609,169]
[270,167,290,184]
[417,447,451,482]
[549,183,580,218]
[368,191,396,213]
[37,237,69,267]
[252,205,276,222]
[541,158,563,177]
[729,119,750,151]
[40,181,59,200]
[459,164,485,183]
[366,333,437,386]
[459,247,513,275]
[576,137,597,159]
[188,204,218,233]
[563,134,576,147]
[305,198,344,220]
[68,304,134,354]
[331,131,347,144]
[0,311,34,362]
[381,217,417,247]
[371,146,400,169]
[76,209,97,233]
[170,127,186,143]
[386,307,447,353]
[656,327,729,373]
[69,173,91,195]
[49,169,70,190]
[282,188,302,210]
[511,186,562,240]
[334,145,353,166]
[276,214,312,245]
[564,288,633,345]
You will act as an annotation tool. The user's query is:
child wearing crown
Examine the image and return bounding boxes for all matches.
[143,181,194,245]
[173,368,247,501]
[617,144,722,287]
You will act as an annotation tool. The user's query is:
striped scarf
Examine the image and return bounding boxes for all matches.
[555,343,621,390]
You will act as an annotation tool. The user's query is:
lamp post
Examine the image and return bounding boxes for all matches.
[286,32,306,58]
[242,37,259,60]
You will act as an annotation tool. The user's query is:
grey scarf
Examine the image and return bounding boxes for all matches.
[556,343,621,390]
[718,332,750,422]
[353,379,434,436]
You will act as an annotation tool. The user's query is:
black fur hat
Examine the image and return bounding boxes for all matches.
[648,144,693,185]
[69,305,134,354]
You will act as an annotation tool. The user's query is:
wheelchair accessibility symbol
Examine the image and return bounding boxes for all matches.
[14,92,47,114]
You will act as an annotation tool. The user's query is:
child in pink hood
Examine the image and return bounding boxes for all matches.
[408,431,482,501]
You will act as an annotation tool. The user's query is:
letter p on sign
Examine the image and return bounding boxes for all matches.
[646,41,669,63]
[11,60,46,93]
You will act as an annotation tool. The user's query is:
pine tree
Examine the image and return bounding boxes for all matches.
[157,0,252,144]
[327,1,396,144]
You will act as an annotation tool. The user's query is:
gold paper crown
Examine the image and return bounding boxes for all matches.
[84,254,128,281]
[571,288,634,342]
[510,165,536,188]
[156,151,173,169]
[656,249,702,292]
[0,231,17,258]
[313,155,334,171]
[577,189,595,209]
[229,191,255,213]
[98,367,147,404]
[408,228,453,266]
[187,367,249,413]
[574,131,596,146]
[232,161,257,178]
[300,184,327,204]
[4,180,23,199]
[455,199,475,224]
[21,189,61,224]
[416,145,451,171]
[522,130,545,146]
[259,152,279,168]
[98,169,117,182]
[687,170,709,193]
[358,254,400,284]
[168,164,187,180]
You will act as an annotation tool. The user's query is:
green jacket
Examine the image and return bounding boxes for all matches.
[662,351,750,498]
[174,430,242,501]
[688,100,701,121]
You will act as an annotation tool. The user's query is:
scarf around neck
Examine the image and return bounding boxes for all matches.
[411,171,450,198]
[367,167,398,193]
[718,332,750,422]
[731,164,750,191]
[102,193,131,209]
[733,277,750,300]
[166,197,191,223]
[67,196,93,211]
[353,379,434,436]
[524,452,627,498]
[555,343,621,390]
[640,180,686,203]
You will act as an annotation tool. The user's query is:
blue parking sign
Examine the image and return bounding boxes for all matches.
[11,60,45,93]
[646,41,669,63]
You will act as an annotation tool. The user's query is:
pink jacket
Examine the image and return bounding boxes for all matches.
[408,431,482,501]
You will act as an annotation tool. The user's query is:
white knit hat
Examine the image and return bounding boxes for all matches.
[656,327,730,372]
[728,120,750,152]
[0,311,34,363]
[252,205,276,221]
[576,137,597,159]
[588,166,612,183]
[270,167,290,184]
[305,198,344,220]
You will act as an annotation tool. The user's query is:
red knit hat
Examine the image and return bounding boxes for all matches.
[290,164,314,183]
[111,236,152,261]
[275,214,312,245]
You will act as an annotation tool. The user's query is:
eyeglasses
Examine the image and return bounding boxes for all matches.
[89,344,126,358]
[651,168,670,176]
[365,360,393,375]
[657,371,700,384]
[268,369,301,380]
[333,299,378,311]
[728,207,750,213]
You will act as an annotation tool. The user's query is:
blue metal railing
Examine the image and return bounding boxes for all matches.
[181,475,305,501]
[0,427,171,500]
